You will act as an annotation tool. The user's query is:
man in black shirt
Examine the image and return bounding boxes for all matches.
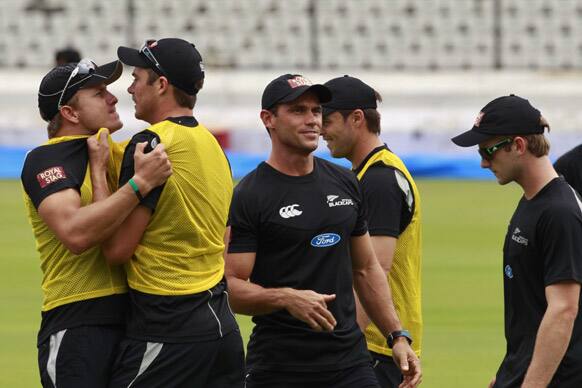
[554,145,582,194]
[452,95,582,388]
[226,74,421,388]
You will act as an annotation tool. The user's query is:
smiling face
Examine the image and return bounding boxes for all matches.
[321,111,357,159]
[72,84,122,133]
[262,91,323,155]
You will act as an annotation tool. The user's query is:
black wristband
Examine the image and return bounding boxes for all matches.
[387,329,413,348]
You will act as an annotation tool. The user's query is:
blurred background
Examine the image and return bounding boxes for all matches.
[2,0,582,178]
[1,0,582,386]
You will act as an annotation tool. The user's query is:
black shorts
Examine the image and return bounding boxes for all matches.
[37,325,124,388]
[244,363,379,388]
[370,351,402,388]
[108,329,245,388]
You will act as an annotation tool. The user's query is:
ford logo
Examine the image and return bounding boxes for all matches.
[504,264,514,279]
[310,233,341,248]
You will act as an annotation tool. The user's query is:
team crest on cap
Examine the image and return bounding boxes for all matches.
[474,111,485,127]
[287,76,312,88]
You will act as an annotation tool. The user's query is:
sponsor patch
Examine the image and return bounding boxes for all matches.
[326,194,354,208]
[511,226,528,246]
[474,111,485,127]
[310,233,341,248]
[287,75,312,88]
[36,166,67,188]
[150,137,158,149]
[504,264,514,279]
[279,204,302,219]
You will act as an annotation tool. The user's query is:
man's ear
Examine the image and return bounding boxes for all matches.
[157,76,170,95]
[351,109,365,128]
[513,136,527,154]
[260,109,275,132]
[59,105,80,124]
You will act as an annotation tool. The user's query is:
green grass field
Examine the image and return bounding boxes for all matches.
[0,179,522,387]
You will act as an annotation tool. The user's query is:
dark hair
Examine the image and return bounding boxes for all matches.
[55,48,81,65]
[146,69,202,109]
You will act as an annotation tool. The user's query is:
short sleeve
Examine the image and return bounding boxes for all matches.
[539,203,582,286]
[21,140,88,209]
[119,130,165,211]
[360,164,413,237]
[227,185,260,253]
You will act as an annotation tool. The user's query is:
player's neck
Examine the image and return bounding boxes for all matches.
[519,156,559,199]
[147,99,193,125]
[349,134,384,170]
[53,123,94,138]
[267,151,314,176]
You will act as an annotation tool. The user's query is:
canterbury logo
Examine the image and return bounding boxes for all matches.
[279,204,303,219]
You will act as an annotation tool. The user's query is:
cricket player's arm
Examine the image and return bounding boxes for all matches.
[100,136,169,265]
[355,166,409,329]
[521,281,580,387]
[225,251,336,331]
[43,144,167,256]
[38,185,142,255]
[355,235,397,329]
[351,233,421,387]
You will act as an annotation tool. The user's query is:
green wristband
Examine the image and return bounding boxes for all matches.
[128,178,144,201]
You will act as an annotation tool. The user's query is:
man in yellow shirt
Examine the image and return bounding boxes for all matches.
[22,59,171,388]
[101,38,244,387]
[321,75,423,387]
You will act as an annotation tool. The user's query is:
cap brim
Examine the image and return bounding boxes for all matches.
[117,46,149,67]
[279,84,332,105]
[322,106,337,117]
[84,60,123,88]
[451,128,495,147]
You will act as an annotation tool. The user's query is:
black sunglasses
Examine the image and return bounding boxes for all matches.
[478,138,513,161]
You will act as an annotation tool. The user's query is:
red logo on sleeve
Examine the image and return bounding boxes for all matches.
[36,166,67,188]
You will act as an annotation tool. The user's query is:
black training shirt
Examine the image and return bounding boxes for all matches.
[359,162,413,237]
[495,177,582,387]
[554,144,582,196]
[228,157,370,371]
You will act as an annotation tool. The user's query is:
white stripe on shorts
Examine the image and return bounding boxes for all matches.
[47,329,67,387]
[127,342,163,388]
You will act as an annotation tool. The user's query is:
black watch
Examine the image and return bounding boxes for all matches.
[387,330,413,349]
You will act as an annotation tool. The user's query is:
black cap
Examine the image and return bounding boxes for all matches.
[322,75,377,115]
[117,38,204,96]
[38,60,122,122]
[452,94,547,147]
[261,74,331,110]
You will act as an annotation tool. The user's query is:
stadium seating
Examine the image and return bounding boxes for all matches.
[2,0,582,70]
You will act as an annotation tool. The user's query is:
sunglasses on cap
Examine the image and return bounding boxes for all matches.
[57,59,97,109]
[140,39,168,78]
[478,138,513,161]
[38,58,98,110]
